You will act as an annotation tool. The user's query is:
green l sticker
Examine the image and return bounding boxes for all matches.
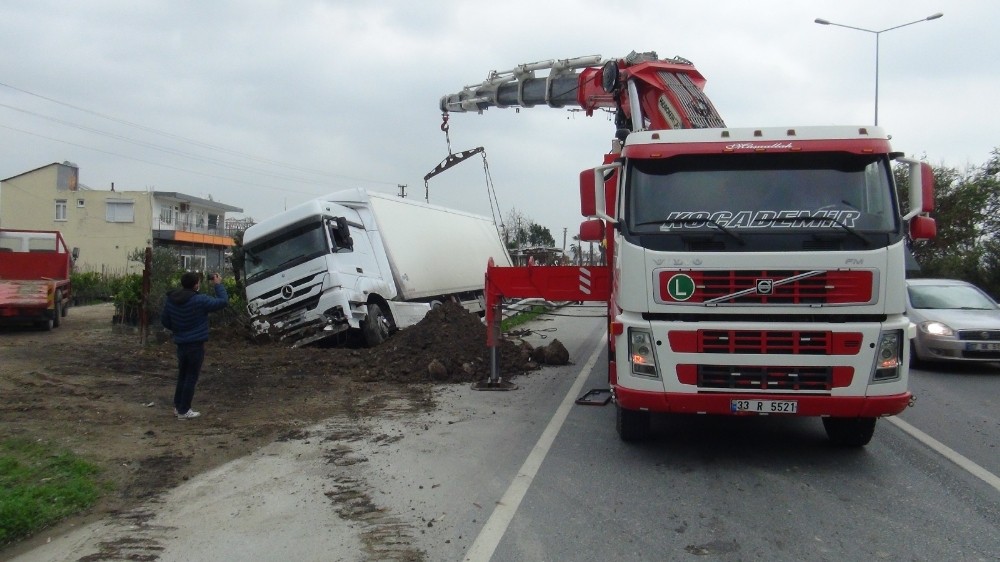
[667,274,695,301]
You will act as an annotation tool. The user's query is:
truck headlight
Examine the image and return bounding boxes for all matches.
[872,330,902,382]
[629,328,659,378]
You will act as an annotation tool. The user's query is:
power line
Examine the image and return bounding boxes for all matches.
[0,124,351,197]
[0,80,400,187]
[0,102,366,185]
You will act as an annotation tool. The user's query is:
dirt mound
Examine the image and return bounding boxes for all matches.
[372,301,536,383]
[529,338,570,365]
[208,300,538,385]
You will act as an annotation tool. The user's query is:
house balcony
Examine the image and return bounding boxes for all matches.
[153,218,234,248]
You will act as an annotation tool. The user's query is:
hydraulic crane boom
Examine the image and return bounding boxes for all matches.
[439,51,726,132]
[443,51,726,389]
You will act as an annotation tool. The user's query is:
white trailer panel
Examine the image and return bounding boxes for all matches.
[350,191,511,301]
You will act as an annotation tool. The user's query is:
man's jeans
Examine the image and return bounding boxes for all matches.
[174,342,205,415]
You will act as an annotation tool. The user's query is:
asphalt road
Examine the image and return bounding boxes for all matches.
[13,305,999,561]
[469,307,1000,561]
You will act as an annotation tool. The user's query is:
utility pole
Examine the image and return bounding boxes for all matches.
[562,227,567,264]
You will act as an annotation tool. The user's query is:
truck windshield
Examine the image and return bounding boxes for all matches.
[625,153,897,234]
[244,221,328,283]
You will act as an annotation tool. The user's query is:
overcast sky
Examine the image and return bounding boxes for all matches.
[1,0,994,246]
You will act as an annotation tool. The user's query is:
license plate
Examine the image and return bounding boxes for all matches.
[965,342,1000,351]
[731,399,798,414]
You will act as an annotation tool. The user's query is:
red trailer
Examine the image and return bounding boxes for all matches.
[0,229,75,330]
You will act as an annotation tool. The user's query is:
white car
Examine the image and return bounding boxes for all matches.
[905,278,1000,363]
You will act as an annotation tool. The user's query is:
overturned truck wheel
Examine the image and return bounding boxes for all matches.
[362,302,393,347]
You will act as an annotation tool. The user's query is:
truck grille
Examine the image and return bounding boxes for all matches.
[267,294,321,323]
[658,269,873,304]
[256,276,316,301]
[668,330,863,355]
[677,364,854,391]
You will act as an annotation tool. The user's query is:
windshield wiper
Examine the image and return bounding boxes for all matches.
[749,214,871,247]
[811,214,870,246]
[635,218,744,245]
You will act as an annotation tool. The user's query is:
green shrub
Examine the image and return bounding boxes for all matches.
[110,273,143,324]
[69,271,103,304]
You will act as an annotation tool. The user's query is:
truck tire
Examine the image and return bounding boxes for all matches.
[822,417,877,447]
[53,291,63,328]
[362,303,392,347]
[37,314,54,331]
[615,404,650,442]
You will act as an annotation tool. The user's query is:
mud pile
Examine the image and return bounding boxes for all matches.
[364,301,538,383]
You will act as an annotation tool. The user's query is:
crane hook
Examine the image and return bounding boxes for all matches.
[440,112,453,155]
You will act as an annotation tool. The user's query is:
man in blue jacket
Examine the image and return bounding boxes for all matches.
[161,271,229,419]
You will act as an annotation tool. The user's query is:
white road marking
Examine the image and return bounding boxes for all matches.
[887,416,1000,493]
[464,332,606,562]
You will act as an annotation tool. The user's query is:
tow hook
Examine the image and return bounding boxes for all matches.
[908,395,917,408]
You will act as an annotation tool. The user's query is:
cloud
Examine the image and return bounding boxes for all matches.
[1,0,996,236]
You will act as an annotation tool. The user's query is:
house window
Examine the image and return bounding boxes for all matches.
[181,254,206,272]
[208,214,219,230]
[55,199,67,221]
[76,199,85,208]
[159,206,173,224]
[106,200,135,223]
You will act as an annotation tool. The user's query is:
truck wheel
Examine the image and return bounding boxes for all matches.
[362,303,392,347]
[37,315,54,331]
[822,417,877,447]
[53,291,63,328]
[616,404,650,442]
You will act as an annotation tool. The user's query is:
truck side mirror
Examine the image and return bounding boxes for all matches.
[579,168,596,217]
[899,158,935,220]
[909,215,936,241]
[335,217,354,251]
[71,247,80,260]
[919,162,934,214]
[579,219,605,242]
[580,163,622,220]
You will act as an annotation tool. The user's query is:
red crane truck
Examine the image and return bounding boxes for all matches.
[441,51,937,446]
[0,229,75,330]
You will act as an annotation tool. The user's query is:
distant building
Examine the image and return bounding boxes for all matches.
[0,162,243,274]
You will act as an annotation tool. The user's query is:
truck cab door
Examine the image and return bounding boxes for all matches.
[326,218,386,295]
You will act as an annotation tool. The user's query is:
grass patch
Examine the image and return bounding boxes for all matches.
[0,438,102,545]
[501,304,549,332]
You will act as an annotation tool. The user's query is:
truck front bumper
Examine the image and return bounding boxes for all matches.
[614,387,912,417]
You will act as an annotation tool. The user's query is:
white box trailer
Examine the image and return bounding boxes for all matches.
[242,188,511,347]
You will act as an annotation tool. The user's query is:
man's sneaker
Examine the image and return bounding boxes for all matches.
[177,410,200,420]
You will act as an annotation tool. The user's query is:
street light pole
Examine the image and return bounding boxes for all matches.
[815,13,942,125]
